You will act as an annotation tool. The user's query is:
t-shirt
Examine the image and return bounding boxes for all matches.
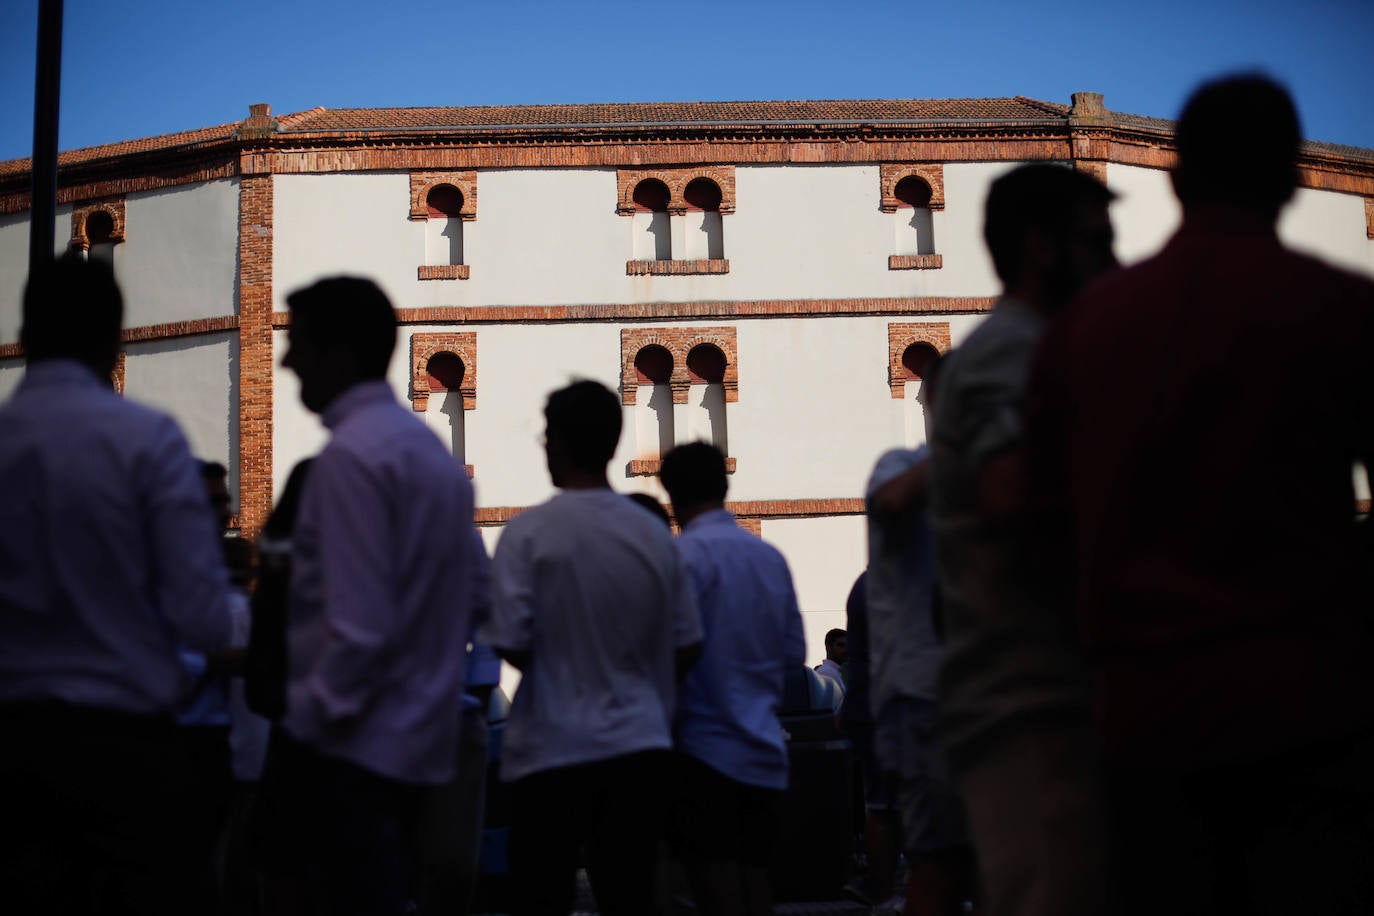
[929,300,1090,767]
[865,446,941,711]
[674,509,806,791]
[485,489,701,783]
[1026,210,1374,767]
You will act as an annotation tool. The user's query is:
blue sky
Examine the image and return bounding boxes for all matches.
[2,0,1372,163]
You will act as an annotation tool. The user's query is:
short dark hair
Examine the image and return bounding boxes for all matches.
[824,628,847,647]
[626,493,672,527]
[659,441,729,509]
[1173,73,1299,216]
[285,277,397,378]
[200,461,229,481]
[983,164,1114,286]
[22,253,123,369]
[544,380,622,472]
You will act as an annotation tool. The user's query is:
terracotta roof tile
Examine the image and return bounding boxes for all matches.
[280,97,1070,133]
[0,121,240,177]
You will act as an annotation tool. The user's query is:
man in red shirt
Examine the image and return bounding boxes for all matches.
[1027,74,1374,914]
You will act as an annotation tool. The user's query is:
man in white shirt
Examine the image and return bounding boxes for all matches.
[815,629,848,687]
[259,277,478,916]
[0,255,246,915]
[484,380,701,916]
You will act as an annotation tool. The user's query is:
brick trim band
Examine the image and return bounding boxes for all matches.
[474,496,864,527]
[0,315,240,358]
[268,296,998,331]
[418,265,471,280]
[888,322,952,398]
[627,456,736,476]
[626,259,729,276]
[410,332,477,411]
[888,254,943,271]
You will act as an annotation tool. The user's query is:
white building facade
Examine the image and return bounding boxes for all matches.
[3,94,1372,663]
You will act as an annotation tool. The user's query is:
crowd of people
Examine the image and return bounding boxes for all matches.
[2,73,1372,916]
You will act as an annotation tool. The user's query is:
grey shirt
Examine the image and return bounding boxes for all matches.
[929,299,1090,766]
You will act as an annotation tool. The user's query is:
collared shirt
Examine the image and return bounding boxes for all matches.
[674,509,805,790]
[0,359,243,714]
[930,299,1090,766]
[484,489,701,783]
[1027,210,1374,767]
[865,447,941,711]
[283,380,477,785]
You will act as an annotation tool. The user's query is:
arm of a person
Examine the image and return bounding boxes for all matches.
[482,523,535,672]
[463,529,501,701]
[142,418,246,652]
[669,541,704,681]
[290,449,405,733]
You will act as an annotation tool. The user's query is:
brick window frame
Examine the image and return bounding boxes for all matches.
[619,167,735,275]
[410,332,477,411]
[1366,197,1374,240]
[70,198,127,250]
[881,164,944,272]
[620,327,739,406]
[111,351,126,394]
[888,322,951,398]
[411,172,477,281]
[879,163,944,213]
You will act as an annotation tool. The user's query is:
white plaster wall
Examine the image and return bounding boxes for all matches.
[272,164,1030,311]
[1279,188,1374,280]
[1106,164,1181,266]
[760,515,865,666]
[123,332,238,493]
[118,180,240,328]
[274,173,420,311]
[0,208,73,344]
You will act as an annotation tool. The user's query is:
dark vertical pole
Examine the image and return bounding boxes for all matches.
[29,0,65,272]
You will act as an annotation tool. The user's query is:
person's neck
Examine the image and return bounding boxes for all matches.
[1001,281,1055,318]
[558,468,611,491]
[675,500,724,528]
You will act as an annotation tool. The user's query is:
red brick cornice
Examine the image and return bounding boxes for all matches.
[1,314,240,357]
[474,496,864,526]
[269,296,998,330]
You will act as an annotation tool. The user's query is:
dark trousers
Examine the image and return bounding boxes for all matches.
[0,701,199,916]
[182,724,233,913]
[1108,730,1374,916]
[256,731,423,916]
[507,750,670,916]
[414,704,490,915]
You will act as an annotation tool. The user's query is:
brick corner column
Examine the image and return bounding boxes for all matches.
[237,174,274,539]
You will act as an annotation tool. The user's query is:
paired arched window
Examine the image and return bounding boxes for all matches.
[426,184,465,267]
[632,179,672,261]
[683,178,724,260]
[893,175,936,257]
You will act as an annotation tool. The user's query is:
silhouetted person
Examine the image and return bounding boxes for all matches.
[866,355,976,916]
[660,441,805,916]
[258,277,479,916]
[816,628,848,686]
[0,254,246,916]
[1026,74,1374,915]
[483,380,701,916]
[930,163,1117,916]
